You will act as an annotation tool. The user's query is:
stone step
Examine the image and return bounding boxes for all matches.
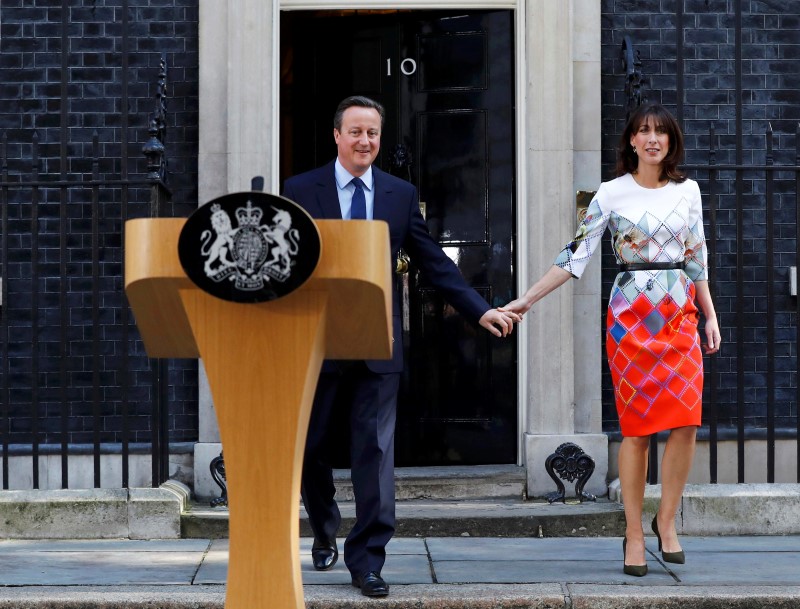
[201,464,529,504]
[181,497,626,539]
[183,464,623,539]
[0,483,190,540]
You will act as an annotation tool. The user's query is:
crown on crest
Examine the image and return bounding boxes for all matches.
[235,200,263,227]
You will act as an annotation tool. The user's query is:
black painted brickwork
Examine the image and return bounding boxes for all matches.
[0,0,200,445]
[600,0,799,434]
[3,1,796,447]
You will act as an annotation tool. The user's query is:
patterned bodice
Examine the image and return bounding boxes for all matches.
[554,173,708,309]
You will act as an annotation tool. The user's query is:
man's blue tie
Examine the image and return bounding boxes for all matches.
[350,177,367,220]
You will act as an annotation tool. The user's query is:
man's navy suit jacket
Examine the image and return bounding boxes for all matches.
[283,160,489,374]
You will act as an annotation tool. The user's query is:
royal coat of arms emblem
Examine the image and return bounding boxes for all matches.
[179,192,321,302]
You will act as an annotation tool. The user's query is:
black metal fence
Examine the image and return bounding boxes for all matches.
[0,59,176,490]
[612,25,800,486]
[643,124,800,485]
[690,124,800,484]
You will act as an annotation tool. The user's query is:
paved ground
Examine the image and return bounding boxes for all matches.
[1,535,799,608]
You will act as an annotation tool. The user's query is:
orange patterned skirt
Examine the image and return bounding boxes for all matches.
[606,279,703,437]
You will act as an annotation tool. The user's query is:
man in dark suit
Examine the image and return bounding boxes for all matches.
[283,95,518,598]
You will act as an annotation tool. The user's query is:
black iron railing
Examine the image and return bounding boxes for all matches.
[636,125,800,486]
[619,33,799,486]
[681,123,800,484]
[0,57,173,490]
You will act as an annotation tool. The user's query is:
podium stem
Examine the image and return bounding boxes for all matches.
[180,289,328,609]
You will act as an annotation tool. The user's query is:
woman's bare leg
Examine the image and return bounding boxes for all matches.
[618,435,651,565]
[656,425,697,552]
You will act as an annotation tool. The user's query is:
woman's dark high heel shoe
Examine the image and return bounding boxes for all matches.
[622,537,648,577]
[651,515,686,564]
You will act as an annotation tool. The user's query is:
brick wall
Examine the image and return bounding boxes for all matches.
[3,0,796,448]
[601,0,799,434]
[0,0,200,446]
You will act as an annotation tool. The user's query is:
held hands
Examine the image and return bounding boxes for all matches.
[479,308,522,338]
[485,294,534,337]
[497,295,533,318]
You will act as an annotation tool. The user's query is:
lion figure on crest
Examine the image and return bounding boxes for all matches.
[263,207,300,273]
[201,205,236,275]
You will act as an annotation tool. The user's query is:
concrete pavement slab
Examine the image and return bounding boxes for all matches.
[300,536,432,584]
[433,557,676,585]
[384,537,428,554]
[301,554,433,585]
[0,539,210,553]
[427,536,655,584]
[195,537,433,586]
[0,550,203,586]
[0,538,210,587]
[427,536,625,561]
[194,539,228,584]
[298,537,429,579]
[0,536,799,608]
[645,536,800,586]
[664,551,800,586]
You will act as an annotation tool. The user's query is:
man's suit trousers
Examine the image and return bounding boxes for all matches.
[301,362,400,577]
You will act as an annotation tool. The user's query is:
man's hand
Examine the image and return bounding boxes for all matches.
[479,308,521,337]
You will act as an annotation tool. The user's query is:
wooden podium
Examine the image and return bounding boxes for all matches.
[125,217,392,609]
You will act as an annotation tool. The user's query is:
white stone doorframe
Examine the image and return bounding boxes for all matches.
[194,0,607,500]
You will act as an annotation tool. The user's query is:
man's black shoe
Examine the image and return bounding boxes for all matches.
[351,571,389,597]
[311,539,338,571]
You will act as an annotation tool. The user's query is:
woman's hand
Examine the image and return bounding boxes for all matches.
[498,266,573,321]
[702,316,721,354]
[498,295,533,318]
[479,308,521,337]
[693,280,720,354]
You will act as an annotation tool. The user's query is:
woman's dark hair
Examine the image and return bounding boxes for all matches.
[333,96,385,131]
[616,103,686,183]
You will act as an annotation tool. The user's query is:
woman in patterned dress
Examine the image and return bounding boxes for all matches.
[502,104,720,576]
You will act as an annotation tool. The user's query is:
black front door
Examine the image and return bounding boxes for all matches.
[280,9,517,466]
